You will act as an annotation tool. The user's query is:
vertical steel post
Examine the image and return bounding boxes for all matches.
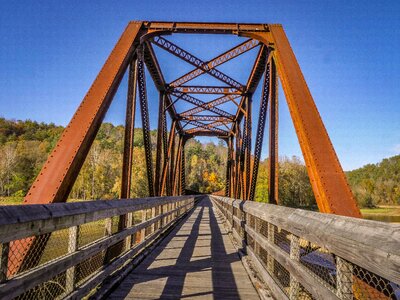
[268,59,278,205]
[161,120,176,196]
[180,137,186,195]
[248,61,270,201]
[154,92,165,196]
[244,95,252,200]
[121,59,138,200]
[137,52,155,197]
[225,137,232,197]
[172,136,183,195]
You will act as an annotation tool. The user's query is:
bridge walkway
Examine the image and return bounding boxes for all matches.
[108,198,260,299]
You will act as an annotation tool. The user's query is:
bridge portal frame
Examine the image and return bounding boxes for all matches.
[12,21,361,275]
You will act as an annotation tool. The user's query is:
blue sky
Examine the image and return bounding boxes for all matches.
[0,1,399,170]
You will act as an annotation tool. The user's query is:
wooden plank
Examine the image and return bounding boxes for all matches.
[0,196,193,243]
[211,196,400,285]
[108,198,260,300]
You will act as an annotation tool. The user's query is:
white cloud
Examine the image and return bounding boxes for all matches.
[393,144,400,154]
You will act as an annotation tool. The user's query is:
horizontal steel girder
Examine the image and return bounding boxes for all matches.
[169,86,242,95]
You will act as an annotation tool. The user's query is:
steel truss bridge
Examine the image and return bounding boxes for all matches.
[0,22,398,300]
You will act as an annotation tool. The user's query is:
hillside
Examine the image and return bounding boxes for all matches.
[347,155,400,207]
[1,118,397,208]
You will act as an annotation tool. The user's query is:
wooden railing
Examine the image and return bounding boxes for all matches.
[211,195,400,300]
[0,196,197,299]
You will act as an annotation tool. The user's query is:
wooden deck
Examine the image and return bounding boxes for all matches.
[108,198,260,299]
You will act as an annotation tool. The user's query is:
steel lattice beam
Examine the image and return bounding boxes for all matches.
[173,92,234,119]
[180,94,240,117]
[152,36,244,90]
[170,86,241,95]
[178,115,233,122]
[169,39,259,87]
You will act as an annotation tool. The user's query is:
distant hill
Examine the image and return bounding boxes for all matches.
[347,155,400,207]
[0,117,398,208]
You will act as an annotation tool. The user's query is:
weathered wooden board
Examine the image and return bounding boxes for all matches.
[108,198,260,299]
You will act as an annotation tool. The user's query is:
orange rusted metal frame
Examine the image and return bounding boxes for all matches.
[25,22,144,205]
[243,25,361,217]
[15,21,361,276]
[10,22,145,275]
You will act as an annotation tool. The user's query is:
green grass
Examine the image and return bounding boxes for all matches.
[360,206,400,215]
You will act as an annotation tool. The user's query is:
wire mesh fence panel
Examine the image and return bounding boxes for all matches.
[17,272,67,300]
[299,238,337,292]
[274,227,291,254]
[40,228,70,265]
[0,196,195,300]
[352,263,399,299]
[78,219,106,248]
[76,251,106,285]
[210,196,400,300]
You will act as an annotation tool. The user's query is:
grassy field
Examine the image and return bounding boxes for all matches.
[360,206,400,215]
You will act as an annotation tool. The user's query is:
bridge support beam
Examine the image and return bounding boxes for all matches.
[267,26,361,217]
[137,51,155,197]
[268,59,279,205]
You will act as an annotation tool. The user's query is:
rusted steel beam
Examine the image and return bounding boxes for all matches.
[169,39,259,87]
[178,115,233,122]
[144,21,269,34]
[172,136,183,195]
[154,92,165,196]
[225,137,233,197]
[180,94,240,117]
[9,22,145,276]
[168,131,176,196]
[244,96,252,200]
[266,25,361,217]
[184,129,229,137]
[152,36,244,90]
[161,121,176,196]
[170,86,241,95]
[185,120,229,136]
[174,92,234,119]
[180,138,186,195]
[121,60,138,200]
[142,42,182,132]
[137,52,155,197]
[235,46,269,126]
[268,60,279,205]
[249,61,270,202]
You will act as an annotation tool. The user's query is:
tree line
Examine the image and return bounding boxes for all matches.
[0,118,398,208]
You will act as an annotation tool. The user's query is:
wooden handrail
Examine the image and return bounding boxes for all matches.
[211,195,400,300]
[0,196,194,243]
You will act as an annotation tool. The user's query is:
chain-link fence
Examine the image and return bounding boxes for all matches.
[212,195,400,300]
[0,196,196,299]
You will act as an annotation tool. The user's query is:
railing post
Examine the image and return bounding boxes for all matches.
[140,210,146,241]
[0,242,10,283]
[125,212,133,251]
[160,204,164,228]
[289,234,300,299]
[336,257,353,300]
[267,222,275,274]
[66,226,79,293]
[151,206,156,234]
[254,217,260,255]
